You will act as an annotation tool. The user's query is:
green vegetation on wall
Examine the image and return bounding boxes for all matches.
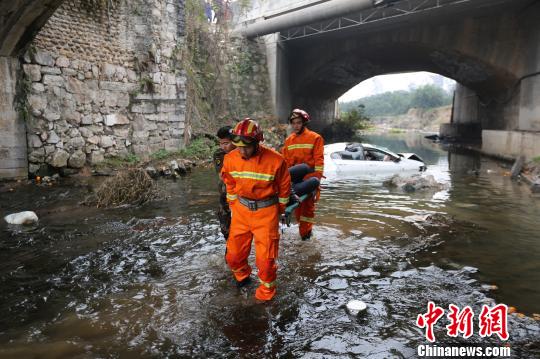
[182,0,273,137]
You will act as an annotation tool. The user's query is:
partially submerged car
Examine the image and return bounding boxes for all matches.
[323,142,426,179]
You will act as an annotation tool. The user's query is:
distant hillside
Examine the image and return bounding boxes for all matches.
[340,84,453,117]
[370,105,452,132]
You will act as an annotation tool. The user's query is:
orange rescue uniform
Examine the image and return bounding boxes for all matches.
[221,145,291,301]
[281,127,324,237]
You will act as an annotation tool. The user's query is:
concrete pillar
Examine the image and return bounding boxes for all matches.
[264,33,291,122]
[517,8,540,132]
[0,56,27,180]
[439,83,481,140]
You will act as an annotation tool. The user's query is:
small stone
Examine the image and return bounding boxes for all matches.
[56,57,70,68]
[346,300,367,316]
[146,166,158,178]
[41,66,62,75]
[4,211,39,225]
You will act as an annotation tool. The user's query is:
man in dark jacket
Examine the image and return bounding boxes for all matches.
[213,126,235,239]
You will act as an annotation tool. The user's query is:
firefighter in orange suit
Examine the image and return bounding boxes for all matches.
[281,109,324,240]
[221,118,291,301]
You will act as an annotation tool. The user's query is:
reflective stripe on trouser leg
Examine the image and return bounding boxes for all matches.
[226,202,253,282]
[296,195,315,237]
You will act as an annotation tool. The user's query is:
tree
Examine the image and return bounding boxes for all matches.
[410,84,449,109]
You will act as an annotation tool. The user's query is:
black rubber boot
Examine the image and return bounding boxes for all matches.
[236,276,251,288]
[301,231,312,241]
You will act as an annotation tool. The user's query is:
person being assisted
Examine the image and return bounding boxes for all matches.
[221,118,291,301]
[281,108,324,241]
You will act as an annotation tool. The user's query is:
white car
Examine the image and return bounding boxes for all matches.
[323,142,426,179]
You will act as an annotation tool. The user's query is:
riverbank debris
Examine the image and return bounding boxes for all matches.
[4,211,39,225]
[84,168,160,208]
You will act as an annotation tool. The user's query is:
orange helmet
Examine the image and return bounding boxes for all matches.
[289,108,310,123]
[231,118,264,146]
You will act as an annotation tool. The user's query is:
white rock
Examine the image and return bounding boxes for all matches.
[346,300,367,315]
[4,211,39,225]
[104,114,130,126]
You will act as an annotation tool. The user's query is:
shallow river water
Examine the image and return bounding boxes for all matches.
[1,133,539,358]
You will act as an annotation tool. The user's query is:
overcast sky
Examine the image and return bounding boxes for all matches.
[339,72,456,103]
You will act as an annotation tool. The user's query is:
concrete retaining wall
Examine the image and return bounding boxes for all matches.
[0,57,27,180]
[482,130,540,161]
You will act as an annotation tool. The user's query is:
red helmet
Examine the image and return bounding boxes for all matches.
[289,108,310,123]
[231,118,264,146]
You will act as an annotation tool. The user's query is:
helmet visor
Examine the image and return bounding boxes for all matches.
[232,135,256,147]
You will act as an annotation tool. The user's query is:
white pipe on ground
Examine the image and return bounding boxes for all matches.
[235,0,375,38]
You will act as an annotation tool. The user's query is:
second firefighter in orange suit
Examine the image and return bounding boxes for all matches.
[282,109,324,240]
[221,119,291,301]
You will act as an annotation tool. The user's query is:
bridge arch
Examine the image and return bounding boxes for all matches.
[0,0,64,57]
[285,11,526,132]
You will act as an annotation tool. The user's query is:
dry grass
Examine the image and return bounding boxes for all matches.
[85,168,160,208]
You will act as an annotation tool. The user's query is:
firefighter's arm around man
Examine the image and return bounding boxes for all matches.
[220,155,237,203]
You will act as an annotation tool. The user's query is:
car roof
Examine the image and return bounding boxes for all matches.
[324,142,399,157]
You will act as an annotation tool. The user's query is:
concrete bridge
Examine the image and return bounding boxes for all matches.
[238,0,540,160]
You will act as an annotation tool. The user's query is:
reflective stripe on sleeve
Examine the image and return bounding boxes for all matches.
[227,193,237,201]
[287,144,314,150]
[279,197,289,204]
[314,166,324,171]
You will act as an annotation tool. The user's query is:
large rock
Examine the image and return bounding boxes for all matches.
[28,95,47,113]
[28,134,43,148]
[47,131,60,144]
[4,211,39,225]
[89,151,105,164]
[67,136,85,149]
[104,114,130,126]
[49,149,70,168]
[23,64,41,82]
[383,174,448,192]
[32,50,55,67]
[28,148,45,162]
[100,136,114,148]
[68,150,86,168]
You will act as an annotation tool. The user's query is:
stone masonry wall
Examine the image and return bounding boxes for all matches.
[23,0,186,175]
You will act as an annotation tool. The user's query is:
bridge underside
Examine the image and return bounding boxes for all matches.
[264,0,540,155]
